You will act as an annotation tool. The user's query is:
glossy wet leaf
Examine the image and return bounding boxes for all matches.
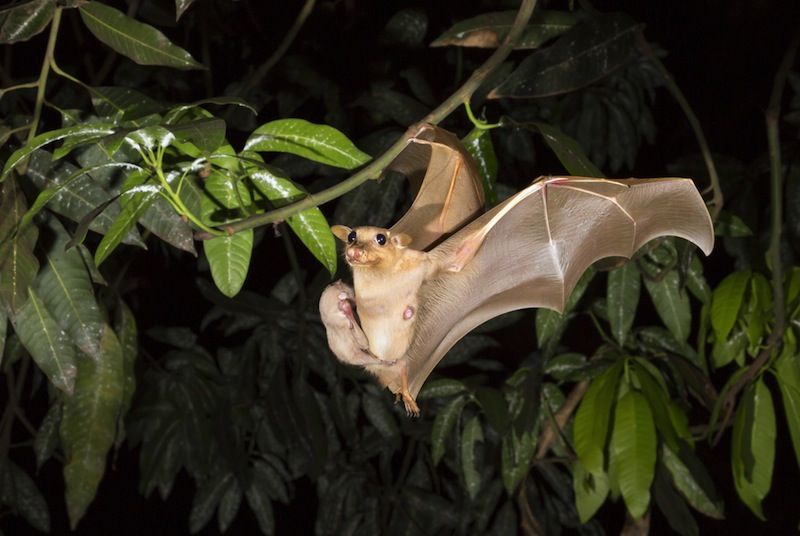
[607,262,640,345]
[0,0,55,44]
[61,326,124,529]
[432,9,576,49]
[204,233,253,298]
[463,127,498,205]
[248,162,337,275]
[489,13,643,98]
[609,391,656,519]
[13,288,77,395]
[25,151,144,246]
[1,124,116,182]
[245,119,371,169]
[79,2,204,70]
[91,86,163,123]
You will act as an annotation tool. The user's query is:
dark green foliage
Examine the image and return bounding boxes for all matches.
[0,1,799,534]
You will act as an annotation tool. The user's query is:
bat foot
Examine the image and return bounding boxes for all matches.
[396,391,420,417]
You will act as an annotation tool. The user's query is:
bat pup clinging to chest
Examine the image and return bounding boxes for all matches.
[329,224,458,416]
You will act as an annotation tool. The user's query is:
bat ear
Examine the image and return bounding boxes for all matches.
[330,225,352,242]
[392,233,412,248]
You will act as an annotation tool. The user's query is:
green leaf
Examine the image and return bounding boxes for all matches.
[246,473,275,535]
[661,445,724,519]
[731,380,775,520]
[12,288,77,395]
[204,233,252,297]
[500,429,536,493]
[34,401,62,469]
[36,248,105,360]
[644,270,692,343]
[217,478,242,533]
[247,161,337,275]
[711,325,747,368]
[416,378,467,400]
[631,360,679,450]
[168,118,226,156]
[0,307,6,363]
[711,270,751,342]
[0,0,55,44]
[91,86,163,123]
[189,471,234,533]
[489,13,643,98]
[573,460,609,523]
[25,151,144,246]
[461,416,485,499]
[20,162,143,233]
[653,463,699,536]
[475,386,510,435]
[686,255,712,305]
[252,460,288,504]
[531,122,604,177]
[2,124,116,182]
[607,262,640,345]
[61,326,124,529]
[78,2,204,70]
[775,338,800,468]
[0,177,39,314]
[609,391,656,519]
[163,97,257,123]
[544,352,587,380]
[114,299,137,447]
[244,119,371,169]
[573,361,622,474]
[463,128,498,205]
[175,0,197,20]
[431,394,467,465]
[431,9,577,49]
[714,211,753,237]
[3,461,50,532]
[362,394,398,438]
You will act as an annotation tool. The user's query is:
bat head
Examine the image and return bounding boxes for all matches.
[331,225,412,268]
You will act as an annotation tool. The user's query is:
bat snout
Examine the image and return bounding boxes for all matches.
[345,247,367,264]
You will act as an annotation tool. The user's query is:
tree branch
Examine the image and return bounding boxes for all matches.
[195,0,538,240]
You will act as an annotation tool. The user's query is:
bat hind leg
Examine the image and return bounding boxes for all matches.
[395,363,420,417]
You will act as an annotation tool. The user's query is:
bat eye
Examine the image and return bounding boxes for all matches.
[347,230,356,243]
[375,234,386,246]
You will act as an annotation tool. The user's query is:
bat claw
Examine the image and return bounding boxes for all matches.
[400,392,420,417]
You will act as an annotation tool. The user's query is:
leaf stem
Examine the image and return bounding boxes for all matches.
[638,35,723,220]
[27,8,62,143]
[0,81,39,99]
[195,0,539,240]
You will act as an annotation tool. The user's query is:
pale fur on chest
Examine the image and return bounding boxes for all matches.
[353,255,431,361]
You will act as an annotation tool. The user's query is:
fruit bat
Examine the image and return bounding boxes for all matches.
[320,125,714,415]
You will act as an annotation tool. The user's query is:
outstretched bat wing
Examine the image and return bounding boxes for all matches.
[406,176,714,396]
[387,124,485,250]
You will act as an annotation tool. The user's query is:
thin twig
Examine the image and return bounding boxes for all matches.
[236,0,316,97]
[535,381,588,459]
[711,31,800,445]
[638,35,723,221]
[195,0,539,240]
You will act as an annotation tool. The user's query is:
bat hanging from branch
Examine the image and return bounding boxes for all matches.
[319,124,714,415]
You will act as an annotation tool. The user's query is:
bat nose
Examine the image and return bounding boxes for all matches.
[346,248,362,261]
